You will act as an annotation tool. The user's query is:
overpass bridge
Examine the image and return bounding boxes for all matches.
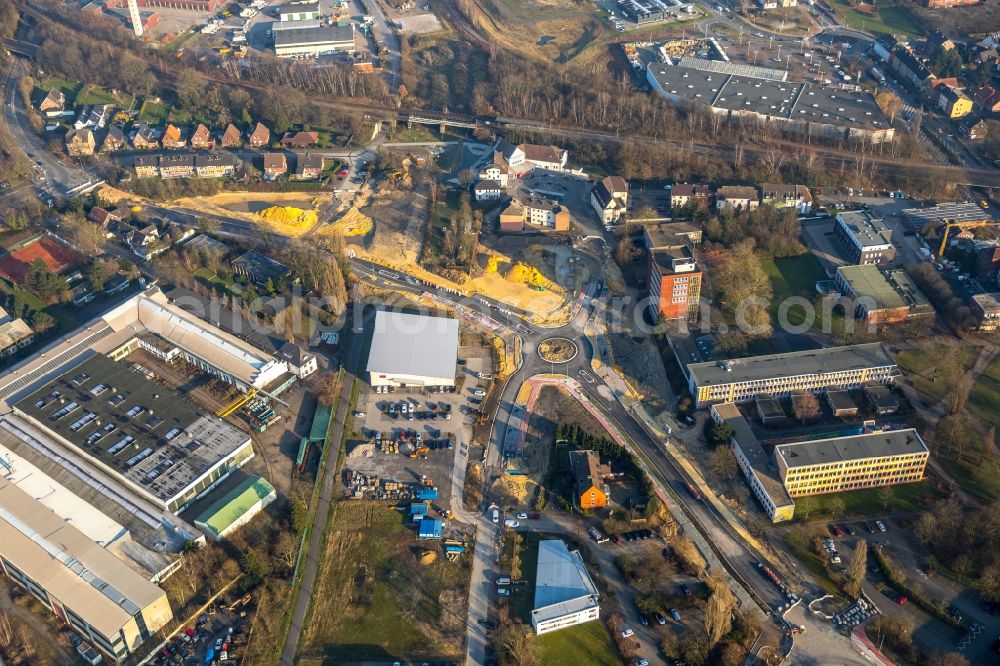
[2,38,39,58]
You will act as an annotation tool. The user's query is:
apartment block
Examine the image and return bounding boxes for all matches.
[687,343,897,408]
[647,245,701,322]
[776,429,929,496]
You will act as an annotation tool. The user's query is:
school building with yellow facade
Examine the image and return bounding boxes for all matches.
[688,343,898,408]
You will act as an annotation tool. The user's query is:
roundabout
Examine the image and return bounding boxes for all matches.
[537,337,578,363]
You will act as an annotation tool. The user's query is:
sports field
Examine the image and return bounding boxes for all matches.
[0,237,83,284]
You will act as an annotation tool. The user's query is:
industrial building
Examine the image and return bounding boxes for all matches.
[901,201,993,232]
[834,265,934,325]
[647,245,702,322]
[366,310,459,388]
[278,0,320,20]
[0,478,173,661]
[646,62,894,143]
[616,0,686,24]
[833,211,895,265]
[776,429,929,496]
[710,403,794,522]
[972,292,1000,331]
[531,540,601,635]
[273,24,356,58]
[14,354,254,514]
[194,475,276,540]
[687,343,898,408]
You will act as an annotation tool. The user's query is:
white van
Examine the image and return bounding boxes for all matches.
[492,509,499,524]
[496,577,511,586]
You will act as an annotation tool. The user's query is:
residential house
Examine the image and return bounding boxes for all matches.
[134,154,160,178]
[972,292,1000,331]
[37,89,65,116]
[760,183,812,214]
[590,176,629,225]
[263,152,288,180]
[926,30,955,54]
[715,186,759,212]
[919,0,978,7]
[0,306,33,357]
[569,449,610,510]
[277,341,318,379]
[669,183,711,210]
[65,128,96,157]
[159,154,196,179]
[131,124,159,150]
[889,45,936,91]
[478,153,509,188]
[161,123,186,149]
[248,122,271,148]
[101,126,128,152]
[474,180,502,201]
[220,123,242,148]
[965,119,988,141]
[292,153,324,180]
[194,153,237,178]
[232,250,293,287]
[281,131,319,148]
[973,85,1000,113]
[938,85,973,118]
[493,139,568,173]
[87,206,125,235]
[498,192,570,234]
[73,104,112,130]
[189,123,215,149]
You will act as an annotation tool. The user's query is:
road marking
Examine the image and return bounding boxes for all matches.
[377,269,400,279]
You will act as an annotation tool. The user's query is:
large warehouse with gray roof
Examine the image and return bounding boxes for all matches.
[646,61,894,143]
[367,310,459,388]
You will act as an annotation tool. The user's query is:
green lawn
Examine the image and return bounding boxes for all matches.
[969,354,1000,431]
[164,28,201,51]
[939,456,1000,504]
[193,268,240,296]
[762,253,828,327]
[826,0,923,37]
[896,346,978,405]
[138,99,169,124]
[36,76,80,103]
[535,621,621,666]
[75,84,117,107]
[796,479,944,520]
[389,125,440,143]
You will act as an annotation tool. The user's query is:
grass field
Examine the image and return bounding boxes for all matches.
[895,345,978,405]
[762,253,827,326]
[826,0,923,37]
[36,76,80,103]
[796,479,943,520]
[969,354,1000,431]
[138,98,169,124]
[535,620,621,666]
[299,501,468,662]
[389,125,440,143]
[75,83,132,108]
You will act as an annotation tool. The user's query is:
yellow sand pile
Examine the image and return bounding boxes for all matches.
[484,256,501,274]
[331,208,373,237]
[256,206,318,227]
[505,262,550,289]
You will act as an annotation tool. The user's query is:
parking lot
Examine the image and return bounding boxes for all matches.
[342,352,493,508]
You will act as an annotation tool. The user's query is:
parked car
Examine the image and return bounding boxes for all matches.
[670,608,682,621]
[473,388,486,397]
[876,520,887,532]
[654,612,666,625]
[681,584,692,597]
[620,627,634,638]
[497,587,510,596]
[517,512,528,520]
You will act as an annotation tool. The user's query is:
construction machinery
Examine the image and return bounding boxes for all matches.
[218,388,257,417]
[937,219,1000,257]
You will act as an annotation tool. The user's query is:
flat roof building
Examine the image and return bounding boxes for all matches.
[776,429,929,496]
[711,403,794,522]
[688,343,897,408]
[834,264,933,324]
[648,245,701,322]
[367,310,459,388]
[0,478,173,662]
[972,292,1000,331]
[14,354,254,514]
[194,475,276,540]
[531,540,600,635]
[834,211,895,265]
[901,202,992,232]
[273,23,356,57]
[646,62,894,143]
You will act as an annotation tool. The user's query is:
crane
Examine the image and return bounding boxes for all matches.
[936,219,1000,258]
